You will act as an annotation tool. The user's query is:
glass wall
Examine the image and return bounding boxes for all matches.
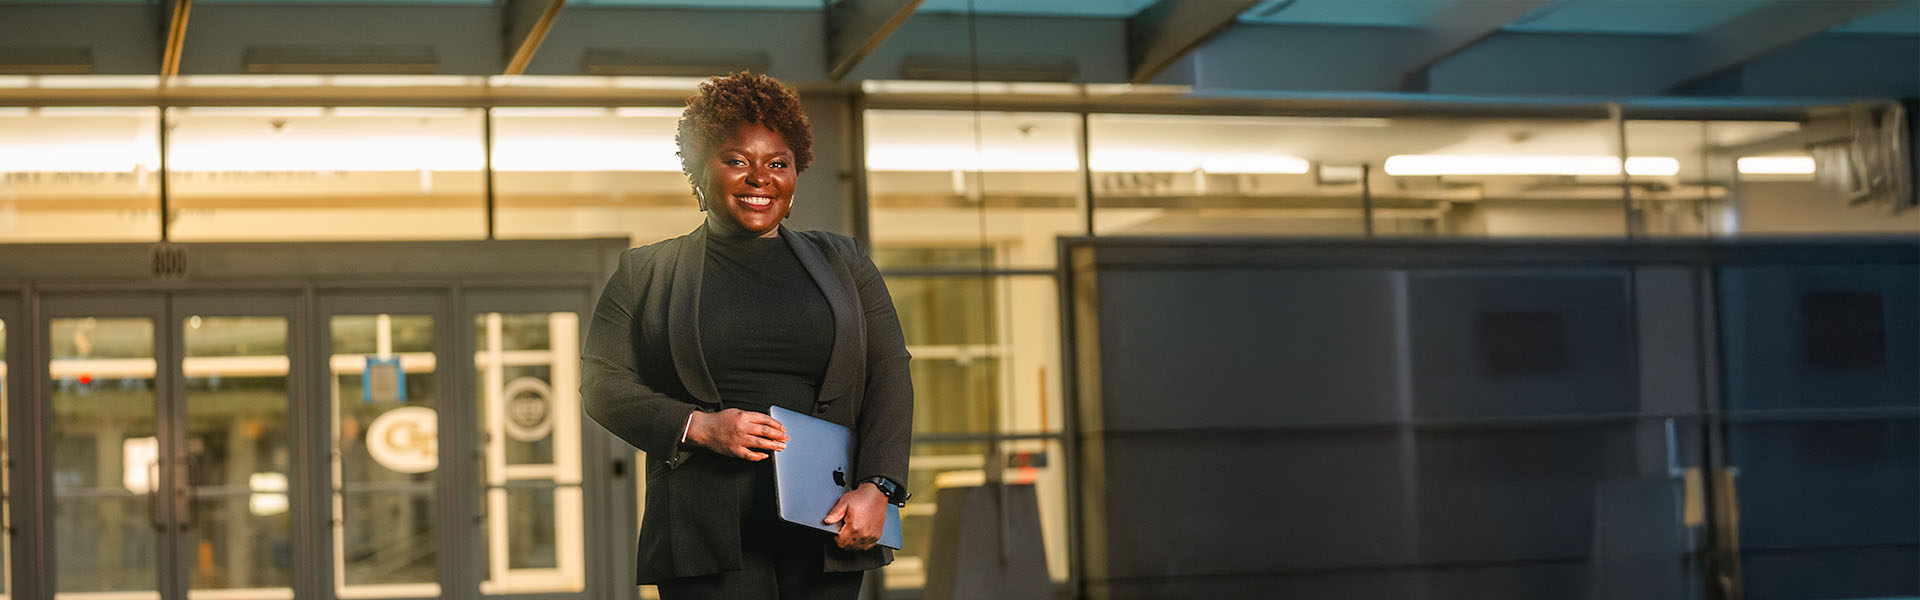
[1626,118,1920,236]
[490,108,704,244]
[863,110,1075,593]
[166,107,488,241]
[865,110,1085,269]
[6,101,1911,246]
[1089,113,1369,236]
[0,107,161,242]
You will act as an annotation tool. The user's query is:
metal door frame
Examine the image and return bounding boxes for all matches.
[35,291,177,600]
[169,290,305,600]
[313,289,464,600]
[0,290,31,600]
[459,286,614,600]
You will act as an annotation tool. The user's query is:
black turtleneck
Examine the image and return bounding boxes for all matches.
[698,231,834,415]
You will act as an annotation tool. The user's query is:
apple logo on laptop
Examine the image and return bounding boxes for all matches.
[832,467,846,488]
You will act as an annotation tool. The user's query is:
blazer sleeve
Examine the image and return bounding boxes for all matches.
[848,242,914,491]
[581,247,700,462]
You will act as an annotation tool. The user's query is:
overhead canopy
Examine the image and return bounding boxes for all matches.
[0,0,1912,98]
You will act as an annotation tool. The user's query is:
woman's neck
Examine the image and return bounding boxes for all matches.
[705,215,780,241]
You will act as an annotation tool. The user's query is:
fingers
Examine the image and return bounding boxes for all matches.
[823,496,848,525]
[835,524,878,550]
[742,414,789,441]
[707,410,789,460]
[827,493,881,550]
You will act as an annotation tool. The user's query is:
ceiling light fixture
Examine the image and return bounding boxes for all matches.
[1383,155,1680,176]
[1736,156,1816,175]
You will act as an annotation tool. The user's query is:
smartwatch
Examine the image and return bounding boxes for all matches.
[858,476,911,506]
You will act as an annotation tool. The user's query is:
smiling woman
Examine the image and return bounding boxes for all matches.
[582,72,914,600]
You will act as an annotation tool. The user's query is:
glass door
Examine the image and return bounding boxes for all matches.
[41,292,302,600]
[465,291,589,597]
[172,293,302,600]
[44,293,169,600]
[315,291,456,600]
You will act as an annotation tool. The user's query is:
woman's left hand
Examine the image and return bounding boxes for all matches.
[823,483,888,550]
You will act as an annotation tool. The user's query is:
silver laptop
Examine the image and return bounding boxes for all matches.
[768,405,904,550]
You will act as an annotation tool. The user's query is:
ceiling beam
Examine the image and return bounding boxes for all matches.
[1127,0,1262,84]
[504,0,567,75]
[1395,0,1558,91]
[1662,0,1903,91]
[161,0,191,77]
[827,0,924,81]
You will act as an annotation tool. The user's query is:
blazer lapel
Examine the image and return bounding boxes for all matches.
[668,225,722,406]
[783,226,860,405]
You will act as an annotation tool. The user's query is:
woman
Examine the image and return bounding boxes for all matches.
[581,72,913,598]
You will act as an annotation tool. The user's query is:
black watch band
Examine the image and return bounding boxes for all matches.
[859,476,910,506]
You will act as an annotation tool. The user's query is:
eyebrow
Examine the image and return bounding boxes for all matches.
[719,147,794,159]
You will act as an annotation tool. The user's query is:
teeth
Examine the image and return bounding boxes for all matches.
[740,196,772,206]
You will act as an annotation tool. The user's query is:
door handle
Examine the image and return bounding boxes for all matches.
[175,455,197,530]
[147,461,165,531]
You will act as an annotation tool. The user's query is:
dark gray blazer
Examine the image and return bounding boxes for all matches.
[581,224,913,584]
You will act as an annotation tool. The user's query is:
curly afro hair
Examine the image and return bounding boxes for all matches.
[675,72,813,198]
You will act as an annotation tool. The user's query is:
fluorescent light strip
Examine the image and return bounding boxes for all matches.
[1737,156,1816,175]
[1091,150,1311,174]
[1383,155,1679,176]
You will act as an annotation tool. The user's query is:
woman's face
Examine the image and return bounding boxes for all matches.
[701,122,796,238]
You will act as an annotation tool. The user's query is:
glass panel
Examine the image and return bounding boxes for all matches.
[1088,113,1629,237]
[330,314,439,596]
[1366,115,1629,237]
[887,276,1061,436]
[490,107,705,245]
[50,317,160,595]
[1720,265,1920,597]
[881,439,1070,592]
[475,312,584,595]
[1089,113,1367,236]
[865,110,1084,269]
[183,315,294,597]
[0,107,162,242]
[1627,117,1920,236]
[166,107,487,241]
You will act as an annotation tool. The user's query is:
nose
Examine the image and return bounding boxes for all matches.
[745,164,769,187]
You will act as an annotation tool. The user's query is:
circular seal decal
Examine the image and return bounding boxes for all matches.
[366,405,438,474]
[502,376,554,443]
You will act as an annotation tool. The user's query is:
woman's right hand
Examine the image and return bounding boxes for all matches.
[685,409,789,461]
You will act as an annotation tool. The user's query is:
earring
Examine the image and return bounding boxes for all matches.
[695,188,707,211]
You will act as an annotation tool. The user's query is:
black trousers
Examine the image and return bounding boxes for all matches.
[656,460,865,599]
